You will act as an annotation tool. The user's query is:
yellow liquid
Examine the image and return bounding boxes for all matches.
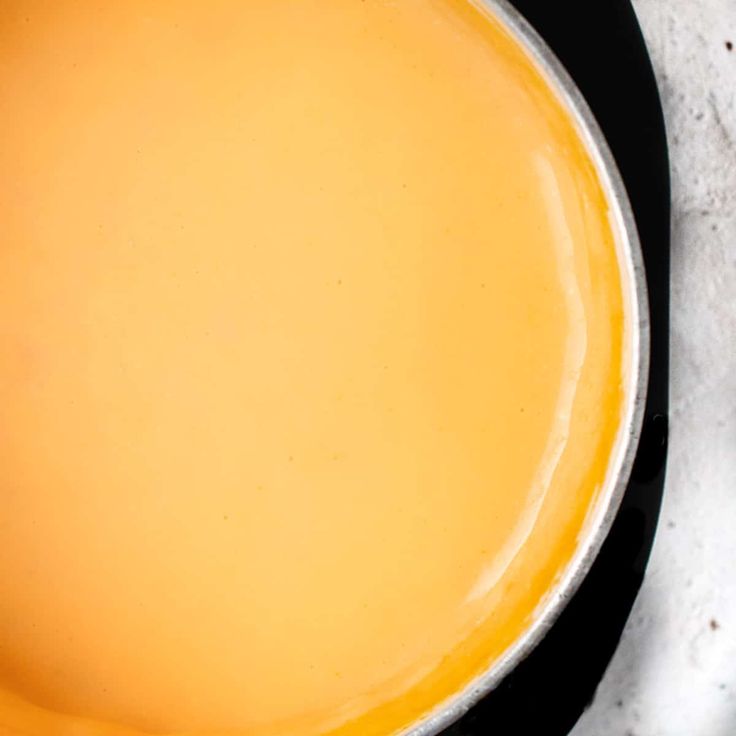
[0,1,628,735]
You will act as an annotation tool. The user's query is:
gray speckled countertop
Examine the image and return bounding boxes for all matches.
[570,1,736,735]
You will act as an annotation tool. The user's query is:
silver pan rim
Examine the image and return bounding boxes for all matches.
[403,2,650,734]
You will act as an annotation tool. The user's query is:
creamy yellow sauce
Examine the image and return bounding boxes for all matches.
[0,1,628,735]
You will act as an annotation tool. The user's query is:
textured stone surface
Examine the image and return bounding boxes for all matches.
[570,1,736,735]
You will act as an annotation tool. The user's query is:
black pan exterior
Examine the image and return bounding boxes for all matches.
[443,1,670,734]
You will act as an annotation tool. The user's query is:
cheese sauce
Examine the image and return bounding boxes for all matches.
[0,1,628,734]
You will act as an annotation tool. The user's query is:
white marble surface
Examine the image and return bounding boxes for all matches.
[570,1,736,735]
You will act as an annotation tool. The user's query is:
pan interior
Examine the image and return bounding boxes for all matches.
[0,1,632,735]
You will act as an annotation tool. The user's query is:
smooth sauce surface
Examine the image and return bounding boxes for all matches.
[0,1,627,734]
